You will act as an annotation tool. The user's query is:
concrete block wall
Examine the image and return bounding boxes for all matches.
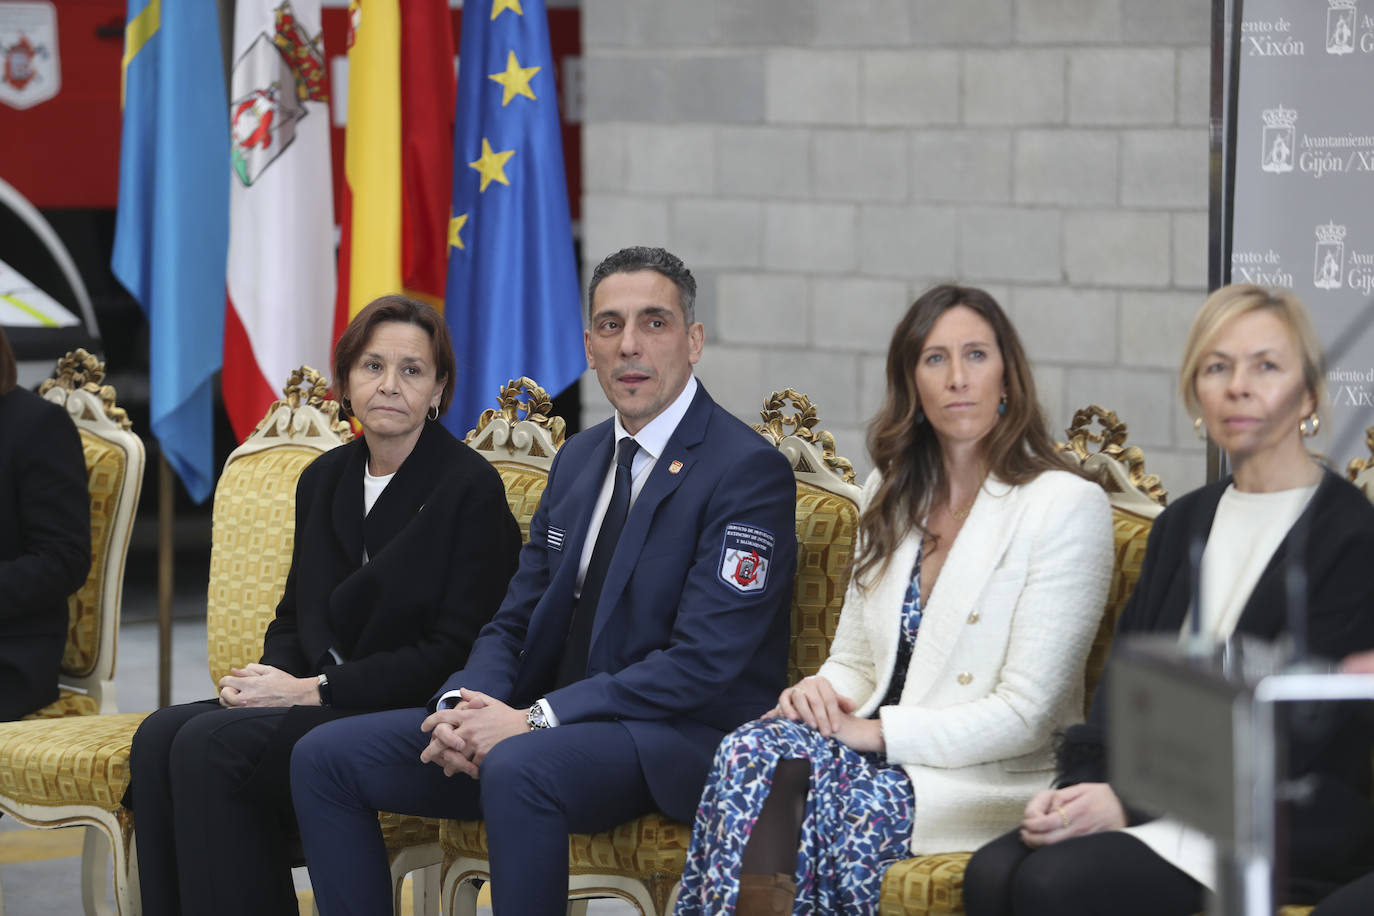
[580,0,1211,498]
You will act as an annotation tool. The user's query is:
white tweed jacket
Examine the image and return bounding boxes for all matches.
[817,468,1113,855]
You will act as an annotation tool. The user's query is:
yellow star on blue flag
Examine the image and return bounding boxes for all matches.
[441,0,583,434]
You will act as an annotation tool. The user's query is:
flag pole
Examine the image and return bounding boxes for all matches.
[158,455,174,708]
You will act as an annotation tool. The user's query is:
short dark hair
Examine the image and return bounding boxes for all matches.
[0,325,15,395]
[586,247,696,325]
[332,295,456,419]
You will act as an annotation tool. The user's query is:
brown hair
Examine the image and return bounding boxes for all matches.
[0,325,15,395]
[332,295,456,419]
[855,284,1086,586]
[1178,283,1325,420]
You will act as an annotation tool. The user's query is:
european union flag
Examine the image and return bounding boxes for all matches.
[111,0,230,502]
[442,0,584,434]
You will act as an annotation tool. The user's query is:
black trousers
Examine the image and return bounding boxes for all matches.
[1312,871,1374,916]
[126,700,318,916]
[963,828,1205,916]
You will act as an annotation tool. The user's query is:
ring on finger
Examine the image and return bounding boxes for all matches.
[1056,806,1070,829]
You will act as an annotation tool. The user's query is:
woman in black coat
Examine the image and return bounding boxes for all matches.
[127,296,522,916]
[965,284,1374,916]
[0,326,91,720]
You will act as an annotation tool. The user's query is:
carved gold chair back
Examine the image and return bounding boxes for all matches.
[27,350,145,718]
[463,377,566,541]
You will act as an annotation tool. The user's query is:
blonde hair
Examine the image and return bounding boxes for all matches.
[1178,284,1326,418]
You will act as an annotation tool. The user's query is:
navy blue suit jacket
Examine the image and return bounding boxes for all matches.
[434,383,796,821]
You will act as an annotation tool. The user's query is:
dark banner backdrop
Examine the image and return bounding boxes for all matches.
[1231,0,1374,462]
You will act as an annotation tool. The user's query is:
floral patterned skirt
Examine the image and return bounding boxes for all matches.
[676,716,916,915]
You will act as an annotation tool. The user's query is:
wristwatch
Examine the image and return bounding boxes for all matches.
[526,702,551,730]
[317,673,334,707]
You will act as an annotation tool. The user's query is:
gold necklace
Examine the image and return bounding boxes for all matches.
[950,500,974,521]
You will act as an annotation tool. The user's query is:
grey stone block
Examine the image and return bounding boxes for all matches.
[695,345,771,419]
[963,50,1065,126]
[1123,0,1212,45]
[582,57,671,123]
[1013,130,1118,206]
[1063,210,1171,287]
[813,0,914,47]
[911,0,1013,46]
[1119,290,1200,369]
[1011,286,1118,364]
[582,195,672,263]
[582,123,627,192]
[671,199,763,270]
[959,207,1063,283]
[716,126,811,199]
[813,130,910,201]
[861,50,959,126]
[859,204,960,279]
[621,125,716,195]
[1068,49,1175,125]
[716,273,810,347]
[583,0,721,48]
[763,202,860,272]
[1176,47,1210,127]
[909,130,1013,203]
[766,50,861,126]
[718,0,816,46]
[1172,210,1210,289]
[1121,129,1208,209]
[669,55,766,124]
[1015,0,1122,44]
[809,276,910,351]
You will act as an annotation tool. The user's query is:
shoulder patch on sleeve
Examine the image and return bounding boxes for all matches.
[718,523,776,594]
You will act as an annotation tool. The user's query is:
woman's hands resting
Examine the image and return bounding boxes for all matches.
[218,663,322,707]
[1018,782,1127,848]
[764,676,885,754]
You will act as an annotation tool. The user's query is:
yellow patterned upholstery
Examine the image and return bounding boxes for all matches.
[63,433,127,676]
[490,462,551,543]
[790,483,859,683]
[206,444,324,684]
[442,386,863,916]
[0,713,144,810]
[23,689,101,720]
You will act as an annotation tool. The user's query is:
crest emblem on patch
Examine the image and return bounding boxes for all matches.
[718,523,775,594]
[0,2,59,111]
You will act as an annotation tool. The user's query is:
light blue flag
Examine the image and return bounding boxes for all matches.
[111,0,230,503]
[442,0,585,435]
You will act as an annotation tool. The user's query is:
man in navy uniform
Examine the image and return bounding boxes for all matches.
[292,246,797,915]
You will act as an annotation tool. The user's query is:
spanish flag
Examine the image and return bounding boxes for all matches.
[333,0,454,339]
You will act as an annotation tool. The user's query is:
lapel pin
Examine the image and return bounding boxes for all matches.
[668,460,683,475]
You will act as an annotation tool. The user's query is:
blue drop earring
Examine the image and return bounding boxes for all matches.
[997,393,1007,416]
[916,408,925,424]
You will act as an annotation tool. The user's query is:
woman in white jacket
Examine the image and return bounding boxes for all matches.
[675,285,1114,916]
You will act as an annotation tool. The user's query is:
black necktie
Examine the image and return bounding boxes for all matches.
[556,436,640,688]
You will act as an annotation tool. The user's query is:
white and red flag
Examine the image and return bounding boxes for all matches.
[224,0,335,440]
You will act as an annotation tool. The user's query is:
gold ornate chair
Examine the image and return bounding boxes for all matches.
[439,386,863,916]
[0,370,437,916]
[877,405,1167,916]
[0,351,143,916]
[1347,426,1374,500]
[26,350,146,718]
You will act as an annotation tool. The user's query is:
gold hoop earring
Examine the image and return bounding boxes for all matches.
[1193,417,1207,441]
[428,404,440,421]
[1300,413,1320,438]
